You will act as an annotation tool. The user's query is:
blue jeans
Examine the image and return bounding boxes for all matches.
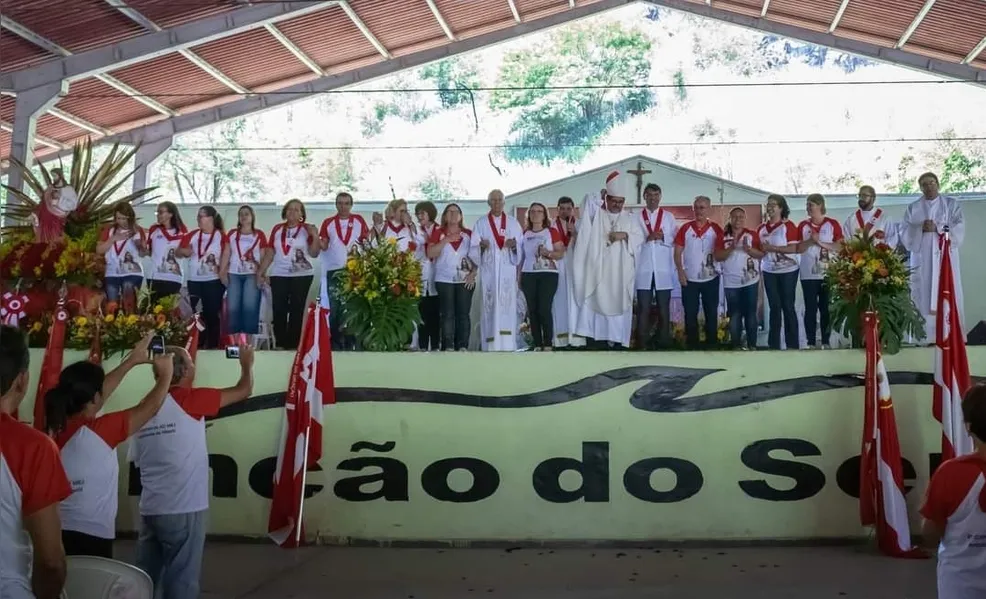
[226,273,261,335]
[724,284,758,349]
[763,271,799,350]
[681,276,720,349]
[136,510,207,599]
[104,275,144,302]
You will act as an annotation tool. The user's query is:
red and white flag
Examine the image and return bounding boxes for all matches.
[268,302,335,548]
[859,312,925,558]
[31,300,69,430]
[933,232,972,461]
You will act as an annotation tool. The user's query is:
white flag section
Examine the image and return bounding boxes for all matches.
[268,303,335,548]
[933,232,972,461]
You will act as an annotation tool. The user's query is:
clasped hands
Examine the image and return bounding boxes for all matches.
[608,231,629,243]
[922,219,938,233]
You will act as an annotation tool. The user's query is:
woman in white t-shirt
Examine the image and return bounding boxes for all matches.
[96,201,147,304]
[714,207,764,350]
[45,334,172,559]
[921,384,986,599]
[257,199,320,350]
[220,205,268,345]
[143,201,187,303]
[757,194,801,350]
[177,206,227,349]
[427,203,480,351]
[519,202,565,351]
[413,201,440,351]
[795,194,844,349]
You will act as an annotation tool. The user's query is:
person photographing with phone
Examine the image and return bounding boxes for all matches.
[131,343,255,599]
[46,333,174,559]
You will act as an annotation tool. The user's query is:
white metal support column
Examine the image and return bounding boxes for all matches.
[7,81,68,193]
[131,136,173,193]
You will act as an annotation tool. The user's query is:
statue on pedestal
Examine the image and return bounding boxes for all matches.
[29,168,79,244]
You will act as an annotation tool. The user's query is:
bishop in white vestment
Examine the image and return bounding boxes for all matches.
[472,189,524,351]
[901,172,965,343]
[570,171,644,348]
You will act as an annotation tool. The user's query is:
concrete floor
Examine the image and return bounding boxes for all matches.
[113,542,937,599]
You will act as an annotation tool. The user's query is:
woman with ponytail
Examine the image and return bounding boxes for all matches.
[47,334,174,558]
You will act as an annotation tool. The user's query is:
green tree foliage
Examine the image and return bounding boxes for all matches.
[891,130,986,194]
[420,58,481,109]
[416,168,464,203]
[158,119,260,203]
[295,146,358,197]
[489,22,654,165]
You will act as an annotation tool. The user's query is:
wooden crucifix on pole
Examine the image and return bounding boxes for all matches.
[626,160,653,204]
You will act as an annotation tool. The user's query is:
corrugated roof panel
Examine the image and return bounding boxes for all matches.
[123,0,237,29]
[53,78,159,129]
[277,5,380,68]
[719,0,764,13]
[907,0,986,59]
[107,52,234,111]
[0,96,15,122]
[35,113,88,143]
[0,28,54,70]
[435,0,515,36]
[3,0,145,54]
[349,0,446,50]
[769,0,842,26]
[838,0,928,41]
[517,0,567,17]
[190,28,311,91]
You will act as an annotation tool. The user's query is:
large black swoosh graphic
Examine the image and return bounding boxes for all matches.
[209,367,986,422]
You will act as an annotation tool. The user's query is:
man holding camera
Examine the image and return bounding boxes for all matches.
[130,344,254,599]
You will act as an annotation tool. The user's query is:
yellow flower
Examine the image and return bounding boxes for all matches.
[126,314,138,325]
[33,266,42,277]
[75,316,88,326]
[30,322,42,332]
[153,305,164,314]
[105,314,115,323]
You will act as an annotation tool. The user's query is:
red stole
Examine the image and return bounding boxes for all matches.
[488,212,507,249]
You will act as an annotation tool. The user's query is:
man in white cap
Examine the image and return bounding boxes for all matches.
[569,171,644,349]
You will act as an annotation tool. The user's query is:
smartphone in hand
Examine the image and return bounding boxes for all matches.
[148,335,166,360]
[225,345,240,360]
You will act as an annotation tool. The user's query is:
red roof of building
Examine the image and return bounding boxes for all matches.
[1,0,984,164]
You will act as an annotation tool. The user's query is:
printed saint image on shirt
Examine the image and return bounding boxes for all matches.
[291,248,312,272]
[199,254,218,276]
[700,253,716,279]
[742,256,759,284]
[773,252,797,268]
[534,245,557,271]
[120,252,141,275]
[813,248,831,275]
[159,249,182,276]
[241,250,258,274]
[455,256,473,283]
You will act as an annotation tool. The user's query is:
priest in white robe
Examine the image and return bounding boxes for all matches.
[842,185,899,249]
[901,171,965,344]
[570,171,644,348]
[472,189,524,351]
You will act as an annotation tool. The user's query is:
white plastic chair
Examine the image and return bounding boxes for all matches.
[62,555,153,599]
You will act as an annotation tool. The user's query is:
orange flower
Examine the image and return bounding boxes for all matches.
[390,284,401,296]
[105,301,119,314]
[878,267,888,277]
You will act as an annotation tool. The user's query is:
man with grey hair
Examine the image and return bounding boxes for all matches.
[130,344,254,599]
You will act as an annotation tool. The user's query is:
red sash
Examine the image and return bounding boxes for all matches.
[335,216,356,246]
[488,212,507,249]
[805,219,825,236]
[688,220,713,239]
[642,208,664,237]
[280,225,301,255]
[445,227,465,251]
[111,227,131,257]
[856,208,883,234]
[153,225,185,242]
[554,217,574,246]
[197,229,217,260]
[235,230,261,265]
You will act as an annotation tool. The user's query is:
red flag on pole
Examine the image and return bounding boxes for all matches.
[32,299,69,430]
[933,231,972,462]
[861,312,925,558]
[268,302,335,548]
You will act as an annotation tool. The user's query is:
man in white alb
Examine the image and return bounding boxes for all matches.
[635,182,678,349]
[472,189,524,351]
[901,171,964,344]
[570,171,645,349]
[131,346,255,599]
[842,185,898,248]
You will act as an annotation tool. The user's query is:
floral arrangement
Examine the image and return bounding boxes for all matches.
[670,316,731,349]
[24,288,189,358]
[825,227,923,354]
[336,238,422,351]
[0,226,104,287]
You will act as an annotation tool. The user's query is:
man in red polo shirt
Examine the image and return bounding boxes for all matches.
[0,325,72,599]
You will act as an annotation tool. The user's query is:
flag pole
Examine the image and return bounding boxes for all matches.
[294,300,318,547]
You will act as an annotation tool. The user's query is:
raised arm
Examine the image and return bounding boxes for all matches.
[125,354,175,436]
[219,345,255,408]
[97,334,153,410]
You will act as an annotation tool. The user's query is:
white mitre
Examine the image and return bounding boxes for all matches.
[54,185,79,214]
[604,170,631,200]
